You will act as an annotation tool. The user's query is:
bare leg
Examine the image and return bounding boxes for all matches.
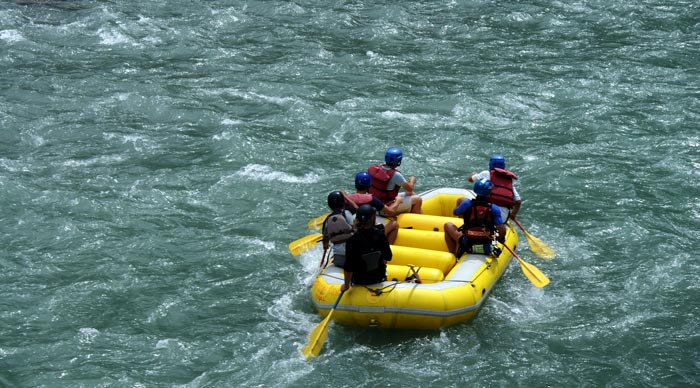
[444,222,461,255]
[384,220,398,245]
[410,195,422,214]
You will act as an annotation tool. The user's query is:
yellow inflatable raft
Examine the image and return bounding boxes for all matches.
[310,187,518,330]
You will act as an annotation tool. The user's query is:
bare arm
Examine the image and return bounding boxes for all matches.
[510,200,522,220]
[382,201,398,216]
[340,190,358,209]
[401,176,416,193]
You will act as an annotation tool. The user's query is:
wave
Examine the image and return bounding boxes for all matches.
[235,164,320,184]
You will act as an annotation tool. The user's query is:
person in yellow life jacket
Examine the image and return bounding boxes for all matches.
[467,153,521,222]
[345,172,398,244]
[367,147,422,214]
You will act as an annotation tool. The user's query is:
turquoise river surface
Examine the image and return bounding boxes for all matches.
[0,1,698,387]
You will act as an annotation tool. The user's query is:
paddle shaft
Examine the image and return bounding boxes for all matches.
[319,247,328,268]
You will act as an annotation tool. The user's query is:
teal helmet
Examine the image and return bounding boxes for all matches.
[489,154,506,170]
[385,147,403,167]
[474,178,494,197]
[327,191,344,209]
[355,171,371,189]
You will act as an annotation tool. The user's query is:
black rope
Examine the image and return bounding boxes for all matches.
[362,281,398,296]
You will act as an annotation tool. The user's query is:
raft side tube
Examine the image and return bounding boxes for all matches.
[393,228,449,252]
[389,245,455,275]
[397,213,463,232]
[386,263,444,284]
[421,193,469,217]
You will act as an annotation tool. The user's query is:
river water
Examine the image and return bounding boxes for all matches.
[1,1,698,387]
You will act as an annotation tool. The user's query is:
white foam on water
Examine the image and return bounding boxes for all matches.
[62,154,126,167]
[0,29,24,43]
[235,164,320,184]
[97,27,129,45]
[78,327,100,343]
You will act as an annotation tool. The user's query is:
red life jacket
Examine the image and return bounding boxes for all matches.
[461,199,495,245]
[488,168,517,208]
[347,192,373,207]
[368,164,399,204]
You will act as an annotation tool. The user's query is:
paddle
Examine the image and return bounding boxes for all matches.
[307,213,329,230]
[319,247,328,268]
[501,243,550,288]
[511,218,555,260]
[288,233,323,256]
[302,290,346,359]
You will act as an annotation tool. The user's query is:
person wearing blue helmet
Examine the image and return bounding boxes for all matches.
[345,171,399,244]
[347,172,398,215]
[468,153,521,221]
[444,178,506,258]
[367,147,422,214]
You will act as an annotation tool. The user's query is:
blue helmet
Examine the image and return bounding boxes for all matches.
[385,147,403,167]
[474,178,494,197]
[355,171,371,189]
[489,154,506,170]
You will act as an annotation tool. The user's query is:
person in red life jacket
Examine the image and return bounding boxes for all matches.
[322,191,356,267]
[340,204,392,292]
[347,171,398,244]
[467,153,521,222]
[444,179,506,258]
[368,147,422,214]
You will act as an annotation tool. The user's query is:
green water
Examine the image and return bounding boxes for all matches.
[1,1,698,387]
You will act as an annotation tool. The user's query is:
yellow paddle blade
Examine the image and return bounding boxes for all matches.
[514,256,550,288]
[302,313,334,359]
[307,213,329,230]
[303,291,345,359]
[288,233,323,256]
[512,219,555,260]
[502,243,550,288]
[523,230,556,260]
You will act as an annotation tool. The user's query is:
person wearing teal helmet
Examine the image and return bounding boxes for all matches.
[367,147,422,215]
[468,153,521,221]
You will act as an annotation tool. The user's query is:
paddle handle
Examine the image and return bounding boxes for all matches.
[319,248,328,268]
[332,290,345,309]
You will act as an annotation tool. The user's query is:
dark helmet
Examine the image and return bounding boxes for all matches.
[474,178,494,197]
[489,154,506,170]
[355,204,376,224]
[385,147,403,167]
[355,171,371,189]
[327,191,344,209]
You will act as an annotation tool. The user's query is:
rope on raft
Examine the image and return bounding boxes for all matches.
[321,255,497,292]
